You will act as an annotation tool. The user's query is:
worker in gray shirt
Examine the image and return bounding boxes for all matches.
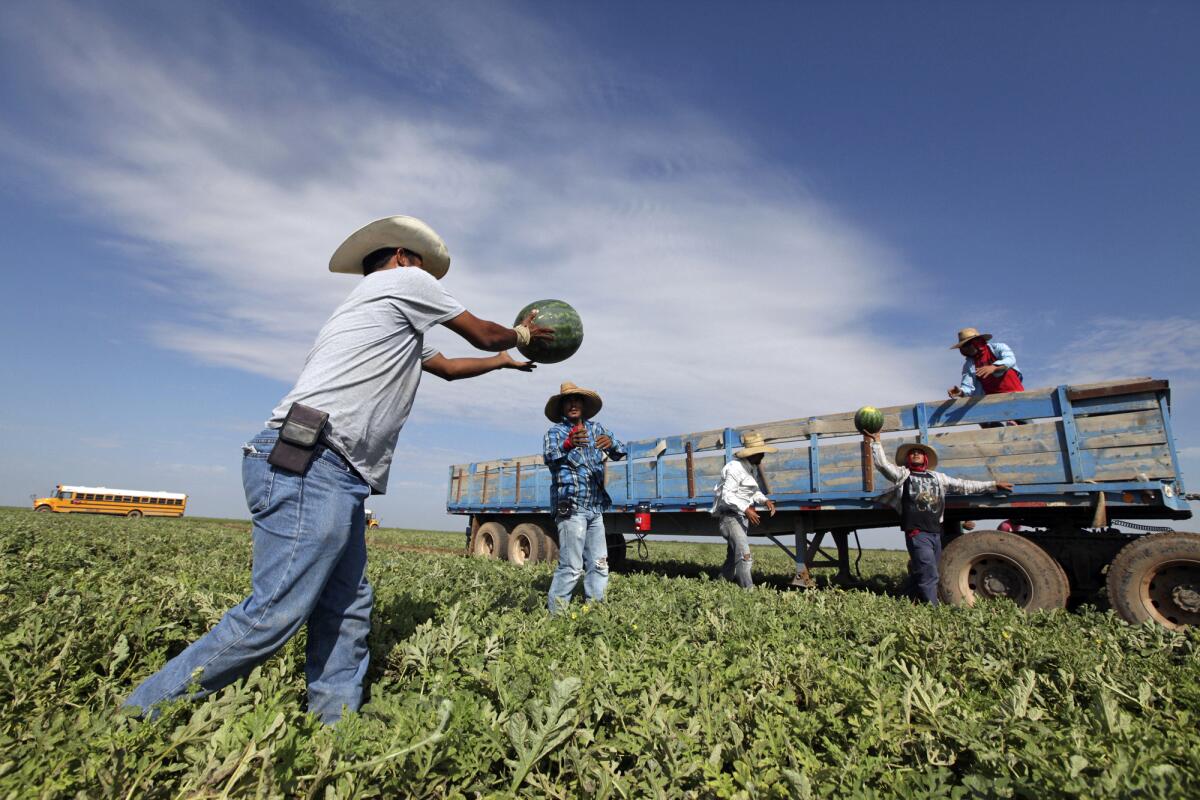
[125,216,551,724]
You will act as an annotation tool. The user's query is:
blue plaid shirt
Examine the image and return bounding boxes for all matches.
[543,418,627,513]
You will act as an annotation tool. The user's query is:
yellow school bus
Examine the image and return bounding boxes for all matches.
[32,485,188,518]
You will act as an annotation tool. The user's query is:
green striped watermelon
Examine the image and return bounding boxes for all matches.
[854,406,885,434]
[514,299,583,363]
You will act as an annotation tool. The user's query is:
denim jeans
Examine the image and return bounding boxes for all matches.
[905,529,943,605]
[124,428,373,724]
[718,514,754,589]
[547,510,608,614]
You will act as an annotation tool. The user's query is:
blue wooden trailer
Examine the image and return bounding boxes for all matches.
[447,377,1199,629]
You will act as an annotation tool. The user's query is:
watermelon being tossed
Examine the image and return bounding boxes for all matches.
[514,299,583,363]
[854,406,885,434]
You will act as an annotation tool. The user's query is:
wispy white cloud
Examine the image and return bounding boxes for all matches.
[1047,317,1200,386]
[0,0,955,482]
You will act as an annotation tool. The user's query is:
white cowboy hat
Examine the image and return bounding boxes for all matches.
[545,382,603,422]
[950,327,992,350]
[735,431,778,459]
[895,442,939,470]
[329,215,451,279]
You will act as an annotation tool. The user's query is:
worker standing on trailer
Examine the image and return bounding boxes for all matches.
[864,431,1013,604]
[124,216,551,725]
[948,327,1025,401]
[543,382,627,614]
[710,432,785,589]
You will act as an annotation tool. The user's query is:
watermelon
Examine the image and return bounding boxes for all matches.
[513,299,583,363]
[854,406,885,434]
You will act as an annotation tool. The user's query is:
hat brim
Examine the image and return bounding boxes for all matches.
[735,445,778,458]
[545,390,603,422]
[896,443,939,470]
[950,332,992,349]
[329,216,450,279]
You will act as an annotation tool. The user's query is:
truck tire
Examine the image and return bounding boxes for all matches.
[508,523,549,566]
[471,521,509,560]
[606,534,628,569]
[939,530,1069,612]
[1106,531,1200,630]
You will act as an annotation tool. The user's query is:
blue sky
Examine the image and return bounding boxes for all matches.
[1,0,1197,540]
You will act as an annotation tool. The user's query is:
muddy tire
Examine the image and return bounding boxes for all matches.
[507,522,549,566]
[939,530,1070,612]
[126,509,143,519]
[35,505,52,513]
[544,527,560,564]
[471,521,509,560]
[606,534,628,569]
[1107,531,1200,630]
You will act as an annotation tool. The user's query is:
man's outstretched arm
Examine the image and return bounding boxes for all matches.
[422,351,534,381]
[442,309,553,352]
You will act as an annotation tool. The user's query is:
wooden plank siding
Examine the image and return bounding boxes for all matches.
[449,378,1177,508]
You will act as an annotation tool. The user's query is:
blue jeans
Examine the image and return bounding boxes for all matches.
[906,529,943,605]
[718,514,754,589]
[124,429,373,724]
[547,510,608,614]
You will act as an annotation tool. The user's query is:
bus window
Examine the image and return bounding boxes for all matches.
[104,495,114,502]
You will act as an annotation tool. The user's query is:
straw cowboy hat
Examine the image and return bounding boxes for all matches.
[949,327,992,350]
[735,431,778,459]
[329,215,451,279]
[545,382,603,422]
[895,442,939,470]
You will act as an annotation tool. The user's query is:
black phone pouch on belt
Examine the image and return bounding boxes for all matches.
[268,403,330,474]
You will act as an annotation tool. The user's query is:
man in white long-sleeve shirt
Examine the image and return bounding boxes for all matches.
[709,432,777,589]
[864,431,1013,604]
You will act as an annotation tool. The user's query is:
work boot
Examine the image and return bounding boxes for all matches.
[790,567,816,589]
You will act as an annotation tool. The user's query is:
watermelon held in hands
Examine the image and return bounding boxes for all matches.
[854,406,885,434]
[513,299,583,364]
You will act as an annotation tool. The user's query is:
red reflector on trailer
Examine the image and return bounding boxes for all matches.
[634,512,652,531]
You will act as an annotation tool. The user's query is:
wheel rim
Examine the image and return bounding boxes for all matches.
[512,534,531,565]
[1139,558,1200,629]
[479,532,496,556]
[964,553,1033,607]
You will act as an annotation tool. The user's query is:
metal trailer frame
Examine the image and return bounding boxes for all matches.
[447,377,1195,612]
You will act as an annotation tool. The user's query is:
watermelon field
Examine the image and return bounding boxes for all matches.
[2,507,1198,798]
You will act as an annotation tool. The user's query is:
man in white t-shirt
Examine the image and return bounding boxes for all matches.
[125,216,550,723]
[710,431,778,589]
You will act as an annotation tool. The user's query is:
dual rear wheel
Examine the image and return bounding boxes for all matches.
[469,520,628,568]
[470,521,558,566]
[1106,532,1200,630]
[939,530,1070,611]
[940,529,1200,630]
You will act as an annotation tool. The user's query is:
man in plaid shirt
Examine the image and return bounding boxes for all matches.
[542,382,626,613]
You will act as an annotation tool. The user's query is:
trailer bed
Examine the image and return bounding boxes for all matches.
[447,377,1190,532]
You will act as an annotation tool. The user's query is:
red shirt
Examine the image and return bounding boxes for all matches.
[975,344,1024,394]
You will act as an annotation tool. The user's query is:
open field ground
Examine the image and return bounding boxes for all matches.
[2,508,1198,798]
